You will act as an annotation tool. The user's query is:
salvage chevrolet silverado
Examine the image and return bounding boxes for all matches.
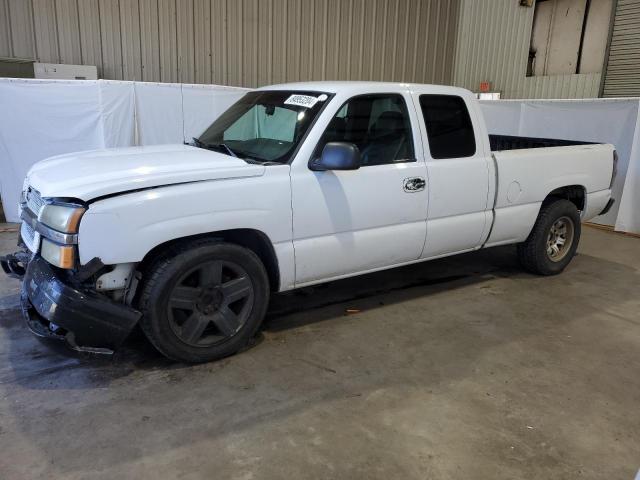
[1,82,616,362]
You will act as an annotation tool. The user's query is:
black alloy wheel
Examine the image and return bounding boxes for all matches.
[138,241,270,363]
[167,260,254,347]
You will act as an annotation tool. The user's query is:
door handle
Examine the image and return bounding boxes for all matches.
[403,177,426,193]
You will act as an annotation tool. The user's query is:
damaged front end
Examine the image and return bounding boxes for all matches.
[19,256,141,354]
[2,186,142,355]
[1,250,142,355]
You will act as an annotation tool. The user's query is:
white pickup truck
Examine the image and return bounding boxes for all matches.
[1,82,616,362]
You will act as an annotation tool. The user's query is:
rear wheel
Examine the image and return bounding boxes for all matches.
[517,199,581,275]
[139,241,269,363]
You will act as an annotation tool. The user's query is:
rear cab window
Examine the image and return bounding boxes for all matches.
[419,95,476,159]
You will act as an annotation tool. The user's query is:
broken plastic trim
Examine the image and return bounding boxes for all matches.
[74,257,106,283]
[65,331,114,355]
[22,256,141,354]
[0,250,31,279]
[22,296,114,355]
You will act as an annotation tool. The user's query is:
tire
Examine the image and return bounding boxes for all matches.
[517,199,581,276]
[138,240,270,363]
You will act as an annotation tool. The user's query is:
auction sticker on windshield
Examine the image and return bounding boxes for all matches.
[284,94,323,108]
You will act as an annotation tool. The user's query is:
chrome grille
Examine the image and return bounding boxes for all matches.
[21,220,40,253]
[25,187,44,216]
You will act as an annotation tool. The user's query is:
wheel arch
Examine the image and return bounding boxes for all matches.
[517,195,582,276]
[138,229,280,292]
[543,185,586,212]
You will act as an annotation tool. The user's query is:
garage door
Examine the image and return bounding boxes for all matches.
[602,0,640,97]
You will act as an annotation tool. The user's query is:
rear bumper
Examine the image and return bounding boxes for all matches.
[15,255,141,354]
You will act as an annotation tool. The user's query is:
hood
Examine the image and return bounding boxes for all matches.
[26,144,265,201]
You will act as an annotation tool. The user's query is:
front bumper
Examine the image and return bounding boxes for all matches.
[5,254,141,354]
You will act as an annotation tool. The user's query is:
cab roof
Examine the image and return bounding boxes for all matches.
[256,81,473,97]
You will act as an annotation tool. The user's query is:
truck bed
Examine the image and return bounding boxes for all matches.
[489,134,596,152]
[485,141,614,248]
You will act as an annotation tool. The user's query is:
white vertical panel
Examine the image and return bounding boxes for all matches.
[257,0,272,87]
[325,0,341,80]
[31,0,59,62]
[350,0,366,80]
[298,0,314,81]
[336,0,353,80]
[211,0,226,85]
[158,0,178,82]
[243,0,259,86]
[0,0,11,57]
[177,0,195,83]
[193,0,211,84]
[139,0,160,81]
[98,0,123,79]
[285,0,302,82]
[119,0,142,80]
[225,0,242,86]
[78,0,103,72]
[271,0,287,84]
[56,0,82,64]
[580,0,613,74]
[8,0,35,58]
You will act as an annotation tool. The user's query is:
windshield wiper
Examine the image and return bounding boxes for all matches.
[192,137,238,158]
[192,138,281,165]
[215,143,238,158]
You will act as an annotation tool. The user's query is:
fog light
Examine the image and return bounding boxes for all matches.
[41,238,75,269]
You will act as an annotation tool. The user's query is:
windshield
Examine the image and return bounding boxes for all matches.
[197,90,330,164]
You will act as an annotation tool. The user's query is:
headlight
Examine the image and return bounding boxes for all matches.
[38,204,86,233]
[41,238,76,269]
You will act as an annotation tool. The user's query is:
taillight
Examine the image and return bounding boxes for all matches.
[611,150,618,189]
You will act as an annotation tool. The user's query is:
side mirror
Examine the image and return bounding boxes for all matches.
[310,142,361,171]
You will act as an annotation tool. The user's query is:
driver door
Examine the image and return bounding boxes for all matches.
[290,93,429,286]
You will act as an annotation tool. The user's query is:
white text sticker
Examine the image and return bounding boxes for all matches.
[284,94,321,108]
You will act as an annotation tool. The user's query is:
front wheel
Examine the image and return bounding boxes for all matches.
[517,199,581,275]
[138,241,270,363]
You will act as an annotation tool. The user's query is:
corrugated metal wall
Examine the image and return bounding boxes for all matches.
[602,0,640,97]
[0,0,460,87]
[453,0,602,99]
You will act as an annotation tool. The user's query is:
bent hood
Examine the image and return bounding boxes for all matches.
[26,144,265,201]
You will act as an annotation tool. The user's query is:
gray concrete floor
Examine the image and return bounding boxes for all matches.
[0,226,638,479]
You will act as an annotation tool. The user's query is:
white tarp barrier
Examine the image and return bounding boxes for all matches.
[101,81,137,148]
[618,113,640,234]
[0,79,136,222]
[481,99,640,234]
[134,82,184,145]
[181,84,247,141]
[477,102,521,136]
[0,79,249,222]
[133,83,247,145]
